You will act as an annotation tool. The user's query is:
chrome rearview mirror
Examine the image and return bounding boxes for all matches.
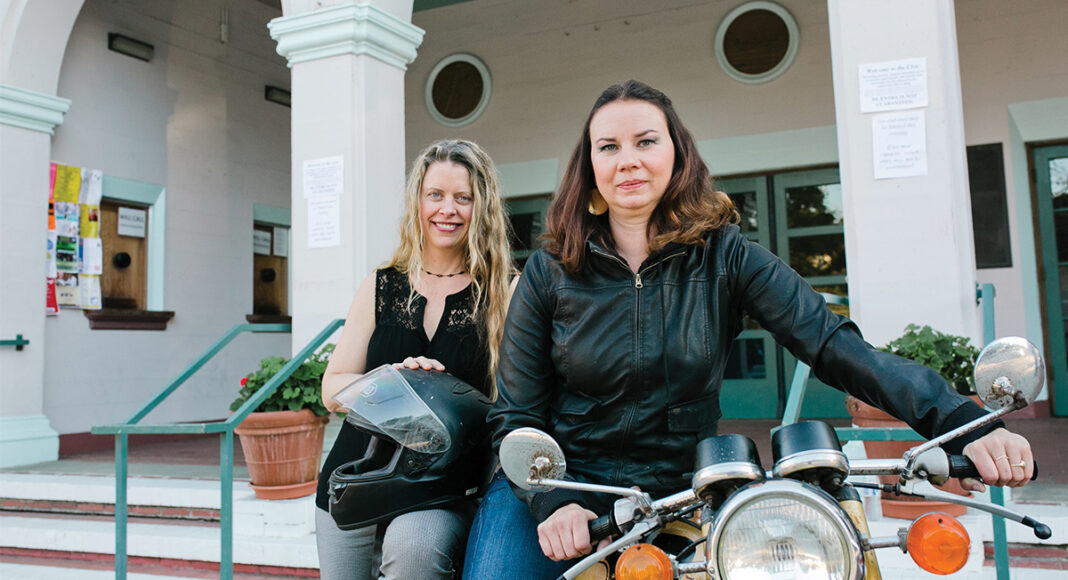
[973,337,1044,410]
[499,427,566,491]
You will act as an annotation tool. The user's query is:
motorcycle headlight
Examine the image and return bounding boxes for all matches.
[707,479,862,580]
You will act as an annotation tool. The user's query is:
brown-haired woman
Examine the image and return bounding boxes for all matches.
[462,80,1034,578]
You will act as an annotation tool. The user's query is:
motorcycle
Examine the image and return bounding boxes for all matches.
[498,337,1053,580]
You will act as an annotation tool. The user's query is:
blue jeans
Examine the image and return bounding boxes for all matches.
[462,470,574,579]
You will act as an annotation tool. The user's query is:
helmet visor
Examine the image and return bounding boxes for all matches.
[332,365,451,453]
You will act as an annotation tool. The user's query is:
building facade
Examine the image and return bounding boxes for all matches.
[1,0,1065,468]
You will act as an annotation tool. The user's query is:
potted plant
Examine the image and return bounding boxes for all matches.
[230,344,333,500]
[846,324,980,518]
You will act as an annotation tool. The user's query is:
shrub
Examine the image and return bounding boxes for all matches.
[230,344,334,416]
[878,324,978,396]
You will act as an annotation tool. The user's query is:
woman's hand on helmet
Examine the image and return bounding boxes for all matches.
[394,356,445,372]
[537,503,607,561]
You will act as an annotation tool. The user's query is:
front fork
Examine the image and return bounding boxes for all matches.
[835,486,882,580]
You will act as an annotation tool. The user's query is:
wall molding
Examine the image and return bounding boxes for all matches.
[0,84,71,135]
[269,3,425,70]
[0,414,59,468]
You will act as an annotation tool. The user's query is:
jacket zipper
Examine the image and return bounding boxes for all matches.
[590,247,686,482]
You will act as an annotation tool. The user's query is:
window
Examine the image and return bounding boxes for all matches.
[504,194,551,270]
[99,199,149,309]
[425,54,492,127]
[967,143,1012,268]
[714,1,799,84]
[250,204,290,323]
[83,175,171,330]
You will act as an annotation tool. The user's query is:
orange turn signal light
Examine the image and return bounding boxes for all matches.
[906,512,971,574]
[615,543,673,580]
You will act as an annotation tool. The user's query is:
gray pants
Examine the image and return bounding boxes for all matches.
[315,507,471,580]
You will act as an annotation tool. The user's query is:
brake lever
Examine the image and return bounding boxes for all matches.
[900,480,1051,539]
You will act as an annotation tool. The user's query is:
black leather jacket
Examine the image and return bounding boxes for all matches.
[489,225,997,522]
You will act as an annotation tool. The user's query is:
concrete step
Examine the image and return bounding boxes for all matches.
[0,472,319,574]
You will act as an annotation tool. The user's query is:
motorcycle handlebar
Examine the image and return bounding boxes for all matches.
[588,514,618,544]
[947,455,1039,481]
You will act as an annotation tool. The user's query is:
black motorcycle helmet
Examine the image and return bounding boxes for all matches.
[327,365,492,529]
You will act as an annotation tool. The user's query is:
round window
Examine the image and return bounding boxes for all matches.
[714,1,799,84]
[426,54,492,127]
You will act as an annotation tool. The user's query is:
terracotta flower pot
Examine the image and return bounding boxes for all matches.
[234,409,329,500]
[846,395,972,519]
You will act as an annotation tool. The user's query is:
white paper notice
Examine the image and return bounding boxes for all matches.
[273,227,289,257]
[253,230,272,255]
[307,195,341,248]
[84,170,103,205]
[118,207,147,237]
[303,156,344,199]
[79,237,103,275]
[859,57,927,113]
[872,110,927,180]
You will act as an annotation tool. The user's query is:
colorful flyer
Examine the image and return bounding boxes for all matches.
[56,272,80,306]
[46,278,59,315]
[80,205,100,238]
[46,231,57,278]
[52,164,81,203]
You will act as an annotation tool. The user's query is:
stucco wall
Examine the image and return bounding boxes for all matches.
[46,0,293,434]
[406,0,1068,347]
[407,0,835,167]
[956,0,1068,341]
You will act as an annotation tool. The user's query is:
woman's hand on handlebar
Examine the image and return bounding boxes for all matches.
[393,356,445,371]
[537,503,609,562]
[961,427,1034,491]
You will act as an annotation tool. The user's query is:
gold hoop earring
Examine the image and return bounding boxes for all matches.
[587,189,608,215]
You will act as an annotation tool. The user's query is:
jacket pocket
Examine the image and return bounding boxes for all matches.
[666,395,721,433]
[552,391,609,426]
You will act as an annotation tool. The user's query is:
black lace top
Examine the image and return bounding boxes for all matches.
[315,267,491,511]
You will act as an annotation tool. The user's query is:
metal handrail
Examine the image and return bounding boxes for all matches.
[0,334,29,351]
[90,319,344,580]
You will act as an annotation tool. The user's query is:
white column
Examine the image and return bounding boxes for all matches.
[0,85,70,467]
[828,0,979,346]
[270,2,423,350]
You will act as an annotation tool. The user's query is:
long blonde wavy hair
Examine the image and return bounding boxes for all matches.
[388,140,513,399]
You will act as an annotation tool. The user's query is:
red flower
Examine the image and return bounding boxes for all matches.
[240,377,248,386]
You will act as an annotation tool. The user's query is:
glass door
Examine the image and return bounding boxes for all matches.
[718,168,848,419]
[718,175,779,418]
[773,169,849,418]
[1034,144,1068,416]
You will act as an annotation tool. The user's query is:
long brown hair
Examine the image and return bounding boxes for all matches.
[388,140,513,399]
[545,80,738,273]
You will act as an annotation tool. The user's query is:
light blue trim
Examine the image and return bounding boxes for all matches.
[102,176,166,310]
[147,191,166,310]
[697,125,838,175]
[0,84,71,135]
[497,158,559,199]
[253,203,291,227]
[269,3,425,71]
[0,414,59,468]
[1007,97,1068,360]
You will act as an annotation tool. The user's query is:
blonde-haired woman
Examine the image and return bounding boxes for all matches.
[315,139,513,579]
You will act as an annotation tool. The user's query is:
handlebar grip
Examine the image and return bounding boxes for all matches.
[948,455,1040,481]
[588,514,617,543]
[948,455,979,479]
